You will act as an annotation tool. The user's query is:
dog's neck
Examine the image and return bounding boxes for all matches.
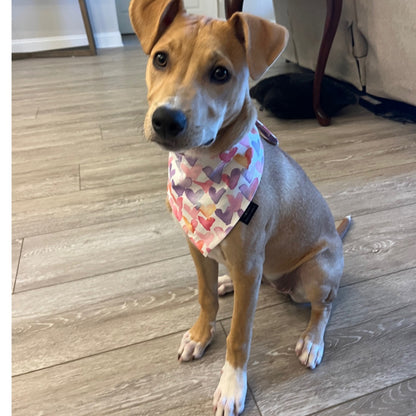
[209,95,257,156]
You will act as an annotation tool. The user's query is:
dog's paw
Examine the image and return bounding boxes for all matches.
[213,361,247,416]
[218,274,234,296]
[295,335,324,370]
[178,325,215,362]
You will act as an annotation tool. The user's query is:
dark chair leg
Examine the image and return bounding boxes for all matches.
[226,0,342,126]
[313,0,343,126]
[225,0,244,19]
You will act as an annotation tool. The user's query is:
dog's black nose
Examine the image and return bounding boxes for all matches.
[152,107,187,138]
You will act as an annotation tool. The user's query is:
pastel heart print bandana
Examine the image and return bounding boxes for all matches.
[167,125,264,256]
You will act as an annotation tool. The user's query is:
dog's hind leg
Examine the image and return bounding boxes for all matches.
[295,301,333,369]
[218,274,234,296]
[290,242,344,369]
[178,240,219,361]
[219,274,277,296]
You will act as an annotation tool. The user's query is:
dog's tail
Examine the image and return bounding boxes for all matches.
[336,215,352,240]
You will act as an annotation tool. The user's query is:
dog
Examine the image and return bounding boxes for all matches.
[129,1,351,414]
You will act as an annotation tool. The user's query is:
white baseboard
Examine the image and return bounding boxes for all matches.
[12,31,123,53]
[12,35,89,53]
[94,31,123,49]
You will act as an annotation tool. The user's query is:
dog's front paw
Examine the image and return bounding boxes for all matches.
[213,361,247,416]
[295,335,324,370]
[178,322,215,362]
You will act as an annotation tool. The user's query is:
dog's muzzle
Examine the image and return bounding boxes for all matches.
[152,106,187,144]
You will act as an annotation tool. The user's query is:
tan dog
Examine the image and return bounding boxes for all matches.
[129,1,351,415]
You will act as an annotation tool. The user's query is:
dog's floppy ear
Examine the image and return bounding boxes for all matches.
[229,12,288,80]
[129,0,185,54]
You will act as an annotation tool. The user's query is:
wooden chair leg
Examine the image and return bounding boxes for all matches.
[225,0,244,19]
[313,0,343,126]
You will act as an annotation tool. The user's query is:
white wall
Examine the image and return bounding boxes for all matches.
[11,0,276,53]
[85,0,123,48]
[243,0,275,20]
[12,0,122,53]
[217,0,275,20]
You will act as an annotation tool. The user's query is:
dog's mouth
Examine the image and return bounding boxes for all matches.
[152,136,185,152]
[202,138,215,147]
[150,130,215,151]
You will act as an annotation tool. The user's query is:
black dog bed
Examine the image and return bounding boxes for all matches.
[250,72,357,119]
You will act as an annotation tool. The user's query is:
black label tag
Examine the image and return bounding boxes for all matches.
[240,201,258,225]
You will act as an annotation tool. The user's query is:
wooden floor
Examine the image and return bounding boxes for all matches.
[12,37,416,415]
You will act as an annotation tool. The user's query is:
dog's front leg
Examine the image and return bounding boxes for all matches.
[178,240,219,361]
[214,261,263,416]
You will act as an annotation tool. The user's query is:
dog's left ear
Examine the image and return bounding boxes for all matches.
[129,0,185,54]
[229,12,289,80]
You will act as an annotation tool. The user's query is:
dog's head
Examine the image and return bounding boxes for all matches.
[130,0,288,152]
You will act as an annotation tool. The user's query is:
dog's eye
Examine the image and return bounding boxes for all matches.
[153,52,168,69]
[211,66,230,83]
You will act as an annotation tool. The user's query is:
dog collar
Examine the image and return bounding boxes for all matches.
[167,125,264,256]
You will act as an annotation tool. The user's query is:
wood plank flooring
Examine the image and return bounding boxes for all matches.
[12,37,416,415]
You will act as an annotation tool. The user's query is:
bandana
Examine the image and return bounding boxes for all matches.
[167,125,264,256]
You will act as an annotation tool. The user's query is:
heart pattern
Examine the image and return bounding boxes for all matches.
[222,168,240,190]
[185,188,203,205]
[215,206,234,225]
[209,187,226,204]
[199,203,216,218]
[203,164,225,184]
[219,146,238,163]
[181,162,203,180]
[167,124,264,256]
[239,178,259,200]
[198,215,215,231]
[172,177,192,196]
